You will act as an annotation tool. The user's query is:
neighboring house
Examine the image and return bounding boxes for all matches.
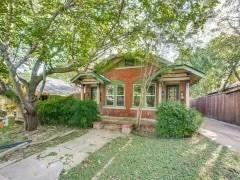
[71,56,204,120]
[0,95,23,121]
[36,77,80,100]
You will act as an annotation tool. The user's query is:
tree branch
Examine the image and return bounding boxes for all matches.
[0,79,7,95]
[234,67,240,82]
[0,42,16,74]
[46,64,77,75]
[15,43,38,68]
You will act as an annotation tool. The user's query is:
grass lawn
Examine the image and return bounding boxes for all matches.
[61,134,240,180]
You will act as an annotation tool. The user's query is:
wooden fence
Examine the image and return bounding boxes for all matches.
[191,90,240,125]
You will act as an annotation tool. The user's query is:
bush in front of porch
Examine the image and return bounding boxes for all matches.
[37,96,100,128]
[156,102,202,138]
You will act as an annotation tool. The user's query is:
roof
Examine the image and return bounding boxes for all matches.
[71,72,110,84]
[36,78,79,96]
[94,53,172,74]
[71,54,204,85]
[172,64,205,78]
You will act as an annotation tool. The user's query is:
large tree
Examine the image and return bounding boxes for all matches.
[0,0,139,131]
[0,0,217,131]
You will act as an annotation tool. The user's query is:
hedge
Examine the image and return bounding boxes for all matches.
[37,96,100,128]
[156,102,203,138]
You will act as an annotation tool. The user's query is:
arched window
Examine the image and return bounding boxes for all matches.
[106,82,125,107]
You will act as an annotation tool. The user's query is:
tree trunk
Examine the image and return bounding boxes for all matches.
[21,103,39,131]
[24,111,38,131]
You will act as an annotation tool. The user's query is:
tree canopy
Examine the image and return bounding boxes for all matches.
[177,35,240,97]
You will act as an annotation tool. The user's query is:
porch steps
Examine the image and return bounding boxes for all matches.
[93,116,157,134]
[93,118,134,134]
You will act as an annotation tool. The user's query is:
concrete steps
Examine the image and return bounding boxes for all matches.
[93,116,156,134]
[93,119,133,134]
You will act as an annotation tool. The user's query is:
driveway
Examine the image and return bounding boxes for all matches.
[200,118,240,151]
[0,129,122,180]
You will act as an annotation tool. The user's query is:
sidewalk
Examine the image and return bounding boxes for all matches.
[0,129,122,180]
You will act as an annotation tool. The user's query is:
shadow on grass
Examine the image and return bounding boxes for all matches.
[60,135,240,180]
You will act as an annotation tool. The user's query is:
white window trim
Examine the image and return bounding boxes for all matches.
[105,83,125,107]
[132,83,156,108]
[130,107,156,111]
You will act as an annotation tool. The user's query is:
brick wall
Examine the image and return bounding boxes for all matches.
[99,67,158,119]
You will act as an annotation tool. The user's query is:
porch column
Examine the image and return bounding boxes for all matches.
[186,82,190,107]
[158,83,162,104]
[97,84,100,104]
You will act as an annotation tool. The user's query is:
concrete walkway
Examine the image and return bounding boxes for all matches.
[0,129,122,180]
[200,118,240,151]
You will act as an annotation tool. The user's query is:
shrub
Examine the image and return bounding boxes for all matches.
[37,96,100,128]
[156,102,203,138]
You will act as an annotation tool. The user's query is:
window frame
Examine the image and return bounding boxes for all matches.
[166,84,179,102]
[132,83,156,108]
[105,83,125,107]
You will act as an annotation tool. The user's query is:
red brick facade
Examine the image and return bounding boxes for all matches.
[98,67,158,119]
[73,64,197,120]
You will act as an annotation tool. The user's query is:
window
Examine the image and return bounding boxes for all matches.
[124,59,135,66]
[105,84,125,106]
[133,84,156,108]
[117,59,142,68]
[166,85,179,102]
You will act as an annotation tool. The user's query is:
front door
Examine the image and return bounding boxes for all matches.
[166,85,179,102]
[90,87,98,102]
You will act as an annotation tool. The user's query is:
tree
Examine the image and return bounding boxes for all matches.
[209,35,240,89]
[0,0,140,131]
[177,35,240,98]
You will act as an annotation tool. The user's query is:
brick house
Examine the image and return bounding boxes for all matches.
[71,55,204,120]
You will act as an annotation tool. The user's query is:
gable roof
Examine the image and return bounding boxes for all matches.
[71,53,204,85]
[71,72,110,84]
[94,53,172,74]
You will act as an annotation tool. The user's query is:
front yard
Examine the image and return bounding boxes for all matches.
[61,134,240,180]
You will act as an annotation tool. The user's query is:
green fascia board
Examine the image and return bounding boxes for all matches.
[170,64,205,78]
[71,72,110,84]
[94,53,172,74]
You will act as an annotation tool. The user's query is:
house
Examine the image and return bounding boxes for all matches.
[0,95,23,121]
[71,55,204,120]
[36,77,80,100]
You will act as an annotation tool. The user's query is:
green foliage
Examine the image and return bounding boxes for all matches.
[156,102,203,138]
[37,96,100,128]
[177,35,240,97]
[0,59,8,79]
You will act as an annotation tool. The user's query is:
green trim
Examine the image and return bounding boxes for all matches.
[71,72,110,84]
[94,53,172,74]
[171,64,205,78]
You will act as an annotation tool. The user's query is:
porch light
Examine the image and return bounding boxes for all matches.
[180,91,184,100]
